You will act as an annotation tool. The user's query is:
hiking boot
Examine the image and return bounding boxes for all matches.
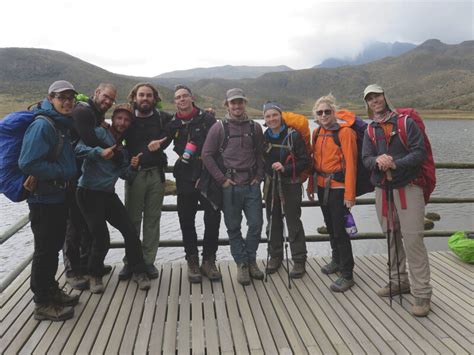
[321,260,339,275]
[89,276,104,294]
[51,288,80,307]
[330,276,355,292]
[65,273,89,290]
[289,261,306,279]
[34,303,74,321]
[132,273,151,291]
[412,297,431,317]
[377,282,411,297]
[237,263,251,286]
[145,264,159,279]
[265,257,282,274]
[187,254,202,283]
[249,261,264,280]
[201,256,222,281]
[118,264,132,280]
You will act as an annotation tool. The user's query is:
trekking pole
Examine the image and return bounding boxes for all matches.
[385,170,393,307]
[278,171,291,289]
[386,170,403,306]
[265,170,277,282]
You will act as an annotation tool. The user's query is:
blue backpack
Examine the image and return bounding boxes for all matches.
[0,110,63,202]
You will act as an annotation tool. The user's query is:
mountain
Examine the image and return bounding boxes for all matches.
[188,39,474,111]
[0,48,173,104]
[315,41,417,68]
[155,65,293,82]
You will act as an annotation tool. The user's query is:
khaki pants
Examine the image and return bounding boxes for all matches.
[125,167,164,265]
[375,184,432,299]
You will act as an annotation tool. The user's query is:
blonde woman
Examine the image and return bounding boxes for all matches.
[308,94,357,292]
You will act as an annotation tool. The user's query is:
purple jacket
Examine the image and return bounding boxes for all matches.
[202,113,264,185]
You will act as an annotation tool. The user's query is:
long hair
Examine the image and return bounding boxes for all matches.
[127,82,161,105]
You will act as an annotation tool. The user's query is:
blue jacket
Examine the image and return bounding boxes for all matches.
[76,126,136,193]
[19,99,77,204]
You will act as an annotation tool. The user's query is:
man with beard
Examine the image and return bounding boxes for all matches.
[119,83,172,280]
[63,83,118,290]
[202,88,265,286]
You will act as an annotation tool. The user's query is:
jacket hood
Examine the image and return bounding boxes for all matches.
[335,110,356,128]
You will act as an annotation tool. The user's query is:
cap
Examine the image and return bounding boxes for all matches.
[363,84,384,100]
[48,80,77,95]
[225,88,248,102]
[263,101,282,114]
[112,103,133,117]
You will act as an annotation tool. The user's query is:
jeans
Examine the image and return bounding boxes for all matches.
[29,203,68,304]
[76,188,146,276]
[317,187,354,279]
[177,189,221,259]
[222,184,263,264]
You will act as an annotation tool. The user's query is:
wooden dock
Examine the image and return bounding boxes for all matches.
[1,251,473,354]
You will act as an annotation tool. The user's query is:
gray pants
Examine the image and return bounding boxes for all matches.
[125,167,164,265]
[375,184,432,299]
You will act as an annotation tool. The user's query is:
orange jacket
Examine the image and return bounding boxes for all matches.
[310,110,358,201]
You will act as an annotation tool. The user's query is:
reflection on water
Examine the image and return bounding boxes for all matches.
[1,119,473,281]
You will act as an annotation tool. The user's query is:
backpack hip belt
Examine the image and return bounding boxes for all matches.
[317,170,345,206]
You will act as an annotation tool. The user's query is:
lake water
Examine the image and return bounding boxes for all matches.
[1,119,473,282]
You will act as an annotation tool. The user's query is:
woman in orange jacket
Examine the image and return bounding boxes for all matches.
[307,94,357,292]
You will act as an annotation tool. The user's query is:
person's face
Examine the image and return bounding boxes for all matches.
[94,87,116,113]
[227,98,246,118]
[112,111,132,134]
[264,109,282,131]
[174,88,193,113]
[315,103,336,127]
[50,90,76,116]
[134,86,156,114]
[365,92,387,115]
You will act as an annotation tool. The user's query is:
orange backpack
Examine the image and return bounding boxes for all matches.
[281,112,312,182]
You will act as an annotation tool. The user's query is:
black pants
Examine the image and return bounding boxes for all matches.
[177,189,221,259]
[76,187,146,276]
[63,187,92,276]
[265,181,307,262]
[29,203,68,304]
[317,187,354,279]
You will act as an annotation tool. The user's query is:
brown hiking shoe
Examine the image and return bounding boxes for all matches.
[321,260,339,275]
[51,288,79,307]
[265,257,282,274]
[249,261,264,280]
[289,261,306,279]
[201,256,222,281]
[132,272,151,290]
[377,282,410,297]
[187,254,202,283]
[34,303,74,321]
[412,297,431,317]
[89,276,104,294]
[237,263,251,286]
[66,273,89,290]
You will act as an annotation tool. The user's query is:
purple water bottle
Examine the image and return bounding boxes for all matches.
[344,212,358,237]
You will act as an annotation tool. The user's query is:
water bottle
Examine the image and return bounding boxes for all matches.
[344,212,358,237]
[182,141,197,164]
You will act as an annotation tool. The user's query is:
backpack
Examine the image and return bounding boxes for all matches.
[367,108,436,204]
[0,110,63,202]
[281,112,312,182]
[219,119,257,153]
[312,110,374,197]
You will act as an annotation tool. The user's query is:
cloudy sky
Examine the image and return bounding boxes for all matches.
[1,0,472,77]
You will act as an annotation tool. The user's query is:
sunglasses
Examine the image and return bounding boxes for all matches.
[316,109,332,116]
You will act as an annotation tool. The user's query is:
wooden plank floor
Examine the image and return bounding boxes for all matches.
[1,251,473,354]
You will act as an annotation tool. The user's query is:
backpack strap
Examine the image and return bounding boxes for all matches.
[36,115,64,161]
[397,115,409,150]
[219,119,256,153]
[367,123,376,146]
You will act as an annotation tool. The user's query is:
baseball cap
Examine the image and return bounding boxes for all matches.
[48,80,77,95]
[225,88,248,102]
[112,103,133,117]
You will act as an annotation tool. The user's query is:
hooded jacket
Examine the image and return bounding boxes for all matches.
[19,98,77,204]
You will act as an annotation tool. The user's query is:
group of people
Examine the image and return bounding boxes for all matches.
[18,80,432,322]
